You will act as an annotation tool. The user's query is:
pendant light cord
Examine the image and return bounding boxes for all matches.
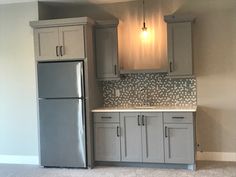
[142,0,146,30]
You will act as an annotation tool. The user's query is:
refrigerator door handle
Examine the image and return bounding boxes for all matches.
[76,62,85,98]
[77,99,86,166]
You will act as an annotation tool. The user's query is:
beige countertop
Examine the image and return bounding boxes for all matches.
[92,105,197,113]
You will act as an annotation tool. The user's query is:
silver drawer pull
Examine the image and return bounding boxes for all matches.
[60,46,64,56]
[172,116,184,119]
[137,115,141,126]
[141,115,145,126]
[114,65,117,75]
[117,126,120,137]
[169,61,172,72]
[165,126,168,138]
[101,116,112,119]
[56,46,59,56]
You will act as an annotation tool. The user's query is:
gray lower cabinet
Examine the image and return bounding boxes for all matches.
[94,123,121,161]
[164,124,194,164]
[94,112,121,162]
[95,20,119,80]
[142,113,164,163]
[120,113,142,162]
[94,111,195,166]
[164,112,195,164]
[120,112,164,163]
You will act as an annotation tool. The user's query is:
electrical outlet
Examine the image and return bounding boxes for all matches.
[115,89,120,97]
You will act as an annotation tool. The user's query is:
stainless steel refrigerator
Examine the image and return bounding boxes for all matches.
[37,61,87,168]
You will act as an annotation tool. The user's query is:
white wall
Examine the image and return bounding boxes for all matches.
[172,0,236,160]
[0,2,39,164]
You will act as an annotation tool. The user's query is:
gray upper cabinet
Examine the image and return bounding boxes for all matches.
[94,123,121,162]
[142,113,164,163]
[30,18,88,61]
[164,15,195,77]
[120,113,142,162]
[59,26,85,60]
[34,27,59,61]
[95,20,119,80]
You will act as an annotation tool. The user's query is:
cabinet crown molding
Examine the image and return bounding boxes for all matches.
[164,15,195,23]
[30,17,95,28]
[95,19,119,28]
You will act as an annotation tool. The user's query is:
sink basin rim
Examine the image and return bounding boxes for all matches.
[133,106,157,109]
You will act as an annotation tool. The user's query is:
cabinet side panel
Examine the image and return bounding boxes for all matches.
[83,25,104,168]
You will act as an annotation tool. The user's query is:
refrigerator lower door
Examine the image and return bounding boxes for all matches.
[39,99,86,168]
[38,61,84,98]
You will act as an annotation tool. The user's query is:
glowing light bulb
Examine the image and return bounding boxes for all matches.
[142,26,148,39]
[141,0,148,40]
[142,29,148,38]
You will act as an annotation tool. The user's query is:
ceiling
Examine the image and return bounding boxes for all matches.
[0,0,137,4]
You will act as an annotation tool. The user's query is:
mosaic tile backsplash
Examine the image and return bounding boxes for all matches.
[102,73,197,107]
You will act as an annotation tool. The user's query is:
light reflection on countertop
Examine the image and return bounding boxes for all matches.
[92,105,197,112]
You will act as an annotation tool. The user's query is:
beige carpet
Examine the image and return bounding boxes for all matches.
[0,161,236,177]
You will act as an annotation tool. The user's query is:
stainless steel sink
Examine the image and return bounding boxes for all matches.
[134,106,157,109]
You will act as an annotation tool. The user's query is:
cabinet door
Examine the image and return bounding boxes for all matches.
[95,27,119,80]
[39,99,86,167]
[34,28,59,61]
[59,26,85,60]
[167,22,193,76]
[94,123,121,161]
[120,113,142,162]
[164,123,194,164]
[142,113,164,163]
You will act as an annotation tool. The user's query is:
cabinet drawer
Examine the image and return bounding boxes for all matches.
[164,112,193,124]
[94,113,119,123]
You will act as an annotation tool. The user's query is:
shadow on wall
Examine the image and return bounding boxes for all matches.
[38,2,117,20]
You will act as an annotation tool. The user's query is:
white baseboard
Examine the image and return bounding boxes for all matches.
[0,155,39,165]
[0,152,235,165]
[197,152,236,162]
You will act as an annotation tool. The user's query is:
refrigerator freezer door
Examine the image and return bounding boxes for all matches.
[39,99,86,168]
[38,61,84,98]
